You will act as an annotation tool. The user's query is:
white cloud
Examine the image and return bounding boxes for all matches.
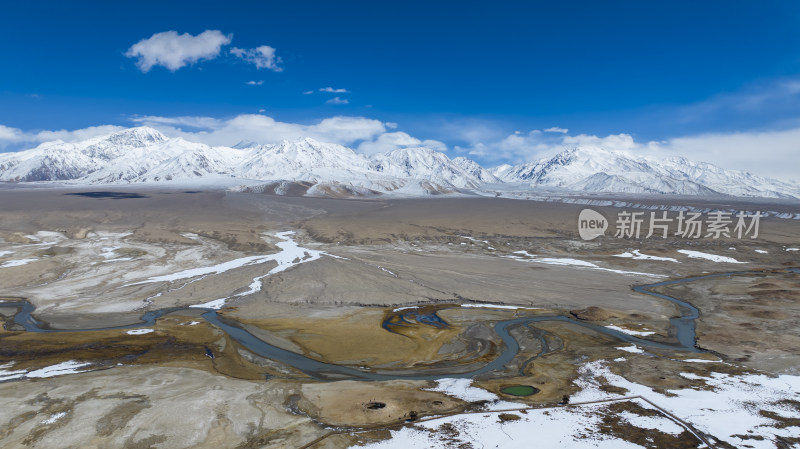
[133,113,449,155]
[457,125,800,181]
[245,80,264,85]
[544,126,568,133]
[319,87,349,93]
[125,30,232,72]
[133,113,386,148]
[0,125,25,143]
[0,125,126,150]
[303,90,314,95]
[562,133,637,151]
[231,45,282,71]
[647,128,800,181]
[326,97,349,105]
[131,115,221,129]
[357,131,446,154]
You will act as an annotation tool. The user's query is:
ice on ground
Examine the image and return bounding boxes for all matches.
[754,249,768,254]
[680,358,720,364]
[130,231,338,309]
[571,360,800,448]
[458,235,494,250]
[426,378,498,402]
[356,398,684,449]
[613,250,679,263]
[0,362,28,381]
[618,410,684,435]
[25,361,92,379]
[102,257,133,263]
[130,253,281,285]
[41,412,67,425]
[458,235,490,244]
[392,306,418,312]
[616,344,645,353]
[605,325,655,336]
[785,248,799,252]
[100,246,120,259]
[130,230,315,285]
[0,258,38,268]
[0,250,13,257]
[506,252,666,278]
[189,298,227,310]
[125,329,154,335]
[677,250,746,263]
[214,230,334,299]
[461,303,531,310]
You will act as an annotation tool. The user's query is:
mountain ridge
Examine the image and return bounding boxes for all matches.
[0,127,797,199]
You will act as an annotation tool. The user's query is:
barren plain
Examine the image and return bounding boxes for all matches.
[0,187,798,448]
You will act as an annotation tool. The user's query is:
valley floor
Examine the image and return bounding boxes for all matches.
[0,187,798,448]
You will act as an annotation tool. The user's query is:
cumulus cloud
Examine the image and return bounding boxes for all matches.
[126,30,232,72]
[0,125,25,143]
[357,131,446,154]
[648,129,800,181]
[326,97,349,105]
[319,87,349,93]
[133,113,386,148]
[0,125,126,150]
[231,46,282,71]
[133,113,449,155]
[456,125,800,181]
[544,126,568,134]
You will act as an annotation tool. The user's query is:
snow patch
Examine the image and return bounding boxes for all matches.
[125,329,154,335]
[461,303,529,310]
[426,378,498,402]
[41,412,67,425]
[616,344,644,354]
[613,250,678,263]
[189,298,227,310]
[677,250,746,263]
[605,325,655,336]
[0,258,38,268]
[25,361,92,379]
[571,360,800,448]
[506,253,666,277]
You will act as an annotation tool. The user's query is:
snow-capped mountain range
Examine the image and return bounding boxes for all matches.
[0,127,798,199]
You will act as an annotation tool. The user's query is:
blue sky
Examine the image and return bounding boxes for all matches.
[1,1,799,178]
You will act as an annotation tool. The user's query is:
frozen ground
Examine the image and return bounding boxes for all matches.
[359,359,800,449]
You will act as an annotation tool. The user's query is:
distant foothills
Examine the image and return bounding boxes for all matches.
[0,127,798,199]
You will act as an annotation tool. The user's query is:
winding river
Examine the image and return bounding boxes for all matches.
[2,269,792,381]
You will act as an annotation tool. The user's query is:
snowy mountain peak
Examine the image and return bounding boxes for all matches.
[371,147,490,189]
[494,146,800,198]
[99,126,168,147]
[0,127,797,199]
